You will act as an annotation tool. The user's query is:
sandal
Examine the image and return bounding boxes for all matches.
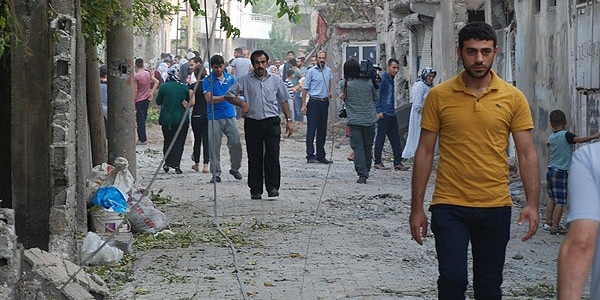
[163,164,170,173]
[192,164,200,172]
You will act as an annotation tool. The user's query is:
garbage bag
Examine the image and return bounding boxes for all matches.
[91,186,128,213]
[128,190,169,233]
[86,163,115,205]
[81,231,123,265]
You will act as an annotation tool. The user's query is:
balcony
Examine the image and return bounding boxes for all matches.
[235,12,273,40]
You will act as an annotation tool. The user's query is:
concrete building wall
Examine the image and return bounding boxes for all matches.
[327,24,378,118]
[514,0,583,203]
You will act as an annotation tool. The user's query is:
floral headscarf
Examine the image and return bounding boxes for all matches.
[167,65,180,82]
[419,67,437,86]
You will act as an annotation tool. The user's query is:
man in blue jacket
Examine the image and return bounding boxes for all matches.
[373,58,409,171]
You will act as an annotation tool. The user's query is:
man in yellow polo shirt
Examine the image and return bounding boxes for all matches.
[409,21,540,300]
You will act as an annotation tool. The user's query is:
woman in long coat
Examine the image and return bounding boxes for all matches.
[156,65,190,174]
[402,67,437,159]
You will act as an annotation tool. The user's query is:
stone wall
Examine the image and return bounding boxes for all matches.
[0,209,21,300]
[47,10,83,259]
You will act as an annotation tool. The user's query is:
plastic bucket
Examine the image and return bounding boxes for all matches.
[91,209,129,233]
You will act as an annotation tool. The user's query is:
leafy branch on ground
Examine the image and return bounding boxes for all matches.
[85,254,137,293]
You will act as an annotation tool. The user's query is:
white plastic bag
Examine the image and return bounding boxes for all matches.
[81,231,123,265]
[104,157,135,195]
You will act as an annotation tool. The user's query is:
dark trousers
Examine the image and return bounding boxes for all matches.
[244,117,281,195]
[349,124,375,177]
[374,114,403,166]
[135,99,150,142]
[161,122,189,168]
[191,116,209,164]
[430,204,511,300]
[305,99,329,159]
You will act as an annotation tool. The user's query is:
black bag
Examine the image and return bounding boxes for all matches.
[339,78,348,118]
[339,105,347,118]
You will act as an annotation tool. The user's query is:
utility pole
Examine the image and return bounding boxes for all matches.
[106,0,137,178]
[187,2,194,51]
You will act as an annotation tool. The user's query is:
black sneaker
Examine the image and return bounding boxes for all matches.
[251,194,262,200]
[267,189,279,197]
[229,170,242,180]
[210,176,221,183]
[307,158,319,164]
[317,158,333,164]
[356,176,367,184]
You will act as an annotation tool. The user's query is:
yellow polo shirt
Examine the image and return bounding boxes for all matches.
[421,70,534,208]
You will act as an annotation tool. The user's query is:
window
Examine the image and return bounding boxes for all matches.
[342,42,378,66]
[467,10,485,23]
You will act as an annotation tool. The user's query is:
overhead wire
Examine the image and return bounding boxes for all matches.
[202,0,249,297]
[298,63,340,295]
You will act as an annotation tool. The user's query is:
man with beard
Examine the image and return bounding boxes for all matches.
[225,50,293,200]
[301,50,334,164]
[409,21,540,300]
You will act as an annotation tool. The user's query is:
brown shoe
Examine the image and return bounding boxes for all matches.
[394,165,410,171]
[374,163,390,170]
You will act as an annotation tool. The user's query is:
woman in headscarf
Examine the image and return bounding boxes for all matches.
[157,62,169,83]
[189,64,210,173]
[402,67,437,159]
[155,65,190,174]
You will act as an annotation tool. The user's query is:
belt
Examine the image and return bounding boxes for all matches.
[309,96,328,101]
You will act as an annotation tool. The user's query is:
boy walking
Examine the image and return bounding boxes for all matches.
[543,109,600,234]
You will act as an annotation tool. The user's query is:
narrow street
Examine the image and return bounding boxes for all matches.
[113,122,569,300]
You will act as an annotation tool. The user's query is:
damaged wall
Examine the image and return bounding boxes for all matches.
[47,0,90,259]
[326,23,378,118]
[514,0,600,202]
[12,0,88,259]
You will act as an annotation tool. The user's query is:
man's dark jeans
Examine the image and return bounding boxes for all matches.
[136,99,150,142]
[430,204,511,300]
[305,99,329,160]
[374,114,403,166]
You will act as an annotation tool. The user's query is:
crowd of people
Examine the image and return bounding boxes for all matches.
[99,47,435,190]
[98,22,600,298]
